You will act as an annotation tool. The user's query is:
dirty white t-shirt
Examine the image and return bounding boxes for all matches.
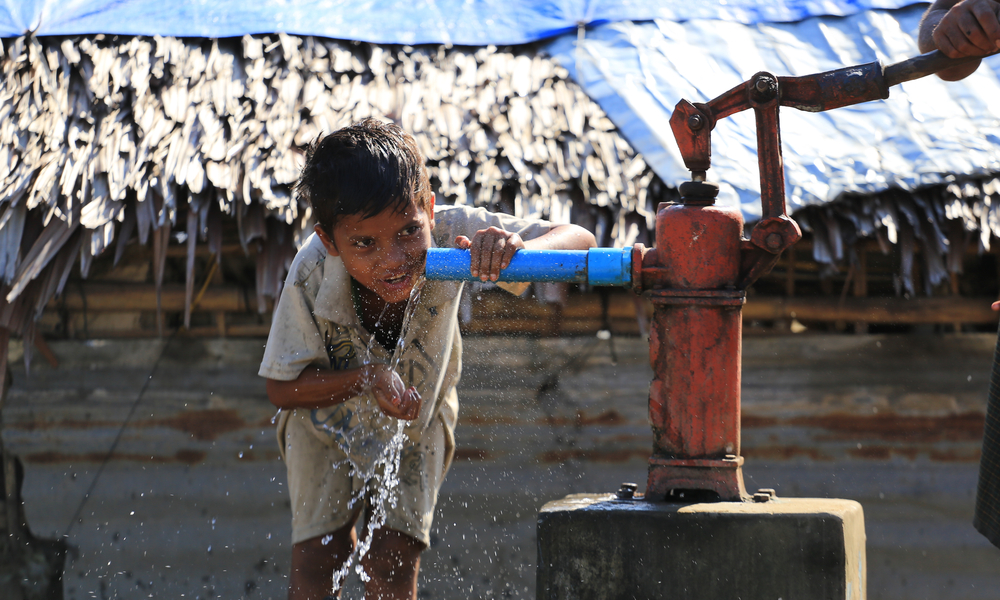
[259,204,552,470]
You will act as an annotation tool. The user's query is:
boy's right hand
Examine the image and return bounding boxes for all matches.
[364,364,422,420]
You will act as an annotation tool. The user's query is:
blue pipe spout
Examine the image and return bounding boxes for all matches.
[425,248,632,287]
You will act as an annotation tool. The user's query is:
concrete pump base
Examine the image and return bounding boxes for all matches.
[537,494,866,600]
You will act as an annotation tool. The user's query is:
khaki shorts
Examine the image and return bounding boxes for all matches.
[280,409,454,547]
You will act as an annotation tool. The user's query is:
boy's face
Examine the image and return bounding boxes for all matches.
[316,196,435,305]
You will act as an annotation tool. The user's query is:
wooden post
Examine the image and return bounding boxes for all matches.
[834,263,854,332]
[854,248,868,334]
[770,251,796,333]
[785,248,796,297]
[633,295,650,340]
[950,272,962,334]
[0,328,21,549]
[33,336,59,369]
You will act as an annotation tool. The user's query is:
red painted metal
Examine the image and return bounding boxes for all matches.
[635,58,915,501]
[640,196,749,500]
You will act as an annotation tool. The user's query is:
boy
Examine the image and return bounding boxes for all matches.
[259,118,595,600]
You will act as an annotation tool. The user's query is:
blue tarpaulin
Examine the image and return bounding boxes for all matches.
[547,4,1000,219]
[9,0,999,223]
[2,0,924,43]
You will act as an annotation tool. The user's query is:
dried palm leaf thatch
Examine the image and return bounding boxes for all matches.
[795,178,1000,297]
[6,30,990,362]
[0,32,671,358]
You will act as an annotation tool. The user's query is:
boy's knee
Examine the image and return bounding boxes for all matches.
[293,527,357,573]
[361,528,423,580]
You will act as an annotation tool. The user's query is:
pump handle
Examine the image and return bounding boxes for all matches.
[884,49,1000,87]
[425,248,632,287]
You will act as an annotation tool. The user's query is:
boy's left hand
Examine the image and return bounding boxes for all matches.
[455,227,524,282]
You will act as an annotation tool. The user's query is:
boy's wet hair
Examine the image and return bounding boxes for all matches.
[296,118,431,234]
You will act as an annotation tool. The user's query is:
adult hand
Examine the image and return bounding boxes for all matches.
[455,226,525,282]
[933,0,1000,58]
[919,0,1000,80]
[365,364,422,420]
[992,300,1000,311]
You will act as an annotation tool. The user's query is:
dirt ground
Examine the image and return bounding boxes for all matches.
[3,334,999,599]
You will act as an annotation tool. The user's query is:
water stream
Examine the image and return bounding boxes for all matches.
[329,277,427,593]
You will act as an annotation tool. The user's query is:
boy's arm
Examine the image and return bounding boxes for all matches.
[919,0,1000,80]
[522,224,597,251]
[266,364,421,420]
[456,224,596,282]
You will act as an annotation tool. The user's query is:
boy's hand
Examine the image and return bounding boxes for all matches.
[993,300,1000,311]
[455,227,525,282]
[364,364,422,420]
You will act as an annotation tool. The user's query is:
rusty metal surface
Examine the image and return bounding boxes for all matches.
[636,198,749,499]
[636,43,980,501]
[0,335,997,598]
[4,335,990,470]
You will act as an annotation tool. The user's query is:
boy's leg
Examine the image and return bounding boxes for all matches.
[362,415,453,599]
[289,519,358,600]
[282,411,366,599]
[360,528,424,600]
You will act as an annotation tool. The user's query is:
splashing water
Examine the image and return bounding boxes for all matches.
[330,277,426,593]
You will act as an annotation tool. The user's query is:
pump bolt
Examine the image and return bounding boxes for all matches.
[617,482,638,500]
[752,75,778,102]
[765,232,783,250]
[753,488,778,503]
[687,113,705,131]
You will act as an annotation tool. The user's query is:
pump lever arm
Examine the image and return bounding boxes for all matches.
[779,50,998,113]
[884,49,999,86]
[671,48,998,289]
[673,49,998,175]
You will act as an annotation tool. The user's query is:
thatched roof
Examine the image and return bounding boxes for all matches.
[3,27,999,357]
[0,33,668,350]
[795,179,1000,296]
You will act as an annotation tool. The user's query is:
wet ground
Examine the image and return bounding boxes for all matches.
[3,333,999,599]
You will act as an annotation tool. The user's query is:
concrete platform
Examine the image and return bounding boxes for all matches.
[538,494,865,600]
